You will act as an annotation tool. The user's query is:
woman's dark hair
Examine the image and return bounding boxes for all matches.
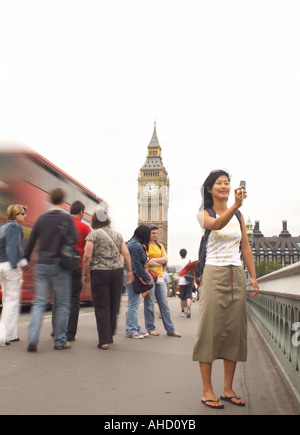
[201,170,231,209]
[91,212,111,229]
[149,224,158,230]
[128,225,151,250]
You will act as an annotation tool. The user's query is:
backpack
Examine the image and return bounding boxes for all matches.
[58,220,81,271]
[194,208,242,279]
[185,271,195,284]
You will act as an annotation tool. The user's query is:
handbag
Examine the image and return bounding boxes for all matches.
[132,269,153,294]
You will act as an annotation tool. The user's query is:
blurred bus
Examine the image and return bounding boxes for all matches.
[0,150,103,305]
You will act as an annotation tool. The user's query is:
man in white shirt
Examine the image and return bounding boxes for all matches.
[176,249,193,318]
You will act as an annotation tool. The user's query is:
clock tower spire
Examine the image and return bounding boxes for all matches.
[138,122,170,252]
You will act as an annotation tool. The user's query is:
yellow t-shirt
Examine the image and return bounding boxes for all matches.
[146,242,166,278]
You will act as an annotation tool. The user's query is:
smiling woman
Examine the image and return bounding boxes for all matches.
[201,169,231,210]
[193,169,259,410]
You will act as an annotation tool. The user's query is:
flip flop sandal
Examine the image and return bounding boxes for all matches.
[201,399,224,409]
[220,396,245,407]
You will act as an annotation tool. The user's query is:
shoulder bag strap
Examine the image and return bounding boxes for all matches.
[98,229,120,257]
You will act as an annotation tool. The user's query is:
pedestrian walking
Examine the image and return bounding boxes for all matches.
[0,204,29,346]
[176,249,193,318]
[82,205,133,350]
[192,170,259,409]
[67,200,91,341]
[126,225,153,339]
[25,188,78,352]
[144,224,181,337]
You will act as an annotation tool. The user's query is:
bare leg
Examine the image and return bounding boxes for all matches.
[180,299,185,312]
[199,362,223,408]
[222,359,245,405]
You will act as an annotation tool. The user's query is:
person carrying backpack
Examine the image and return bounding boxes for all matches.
[176,249,193,318]
[192,170,259,410]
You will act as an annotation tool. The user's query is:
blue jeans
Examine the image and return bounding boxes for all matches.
[125,282,144,337]
[27,264,71,347]
[144,278,175,335]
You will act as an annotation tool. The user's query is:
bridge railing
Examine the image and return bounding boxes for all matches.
[246,262,300,404]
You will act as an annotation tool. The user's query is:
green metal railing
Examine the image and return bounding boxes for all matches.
[247,291,300,396]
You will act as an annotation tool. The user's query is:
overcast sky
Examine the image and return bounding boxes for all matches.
[1,0,300,264]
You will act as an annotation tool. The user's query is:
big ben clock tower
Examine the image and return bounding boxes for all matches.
[138,122,170,252]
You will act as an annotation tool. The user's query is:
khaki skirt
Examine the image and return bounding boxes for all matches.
[192,265,247,363]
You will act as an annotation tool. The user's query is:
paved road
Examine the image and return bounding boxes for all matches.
[0,296,299,415]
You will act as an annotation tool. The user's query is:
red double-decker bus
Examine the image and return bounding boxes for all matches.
[0,150,103,305]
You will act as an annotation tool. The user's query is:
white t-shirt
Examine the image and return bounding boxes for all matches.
[176,258,190,285]
[206,215,242,267]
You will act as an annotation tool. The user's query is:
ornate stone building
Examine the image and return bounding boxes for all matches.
[137,122,170,251]
[248,219,300,267]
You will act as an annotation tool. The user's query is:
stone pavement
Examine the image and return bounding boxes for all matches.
[0,296,299,415]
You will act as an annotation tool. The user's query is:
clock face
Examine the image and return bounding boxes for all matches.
[143,182,159,197]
